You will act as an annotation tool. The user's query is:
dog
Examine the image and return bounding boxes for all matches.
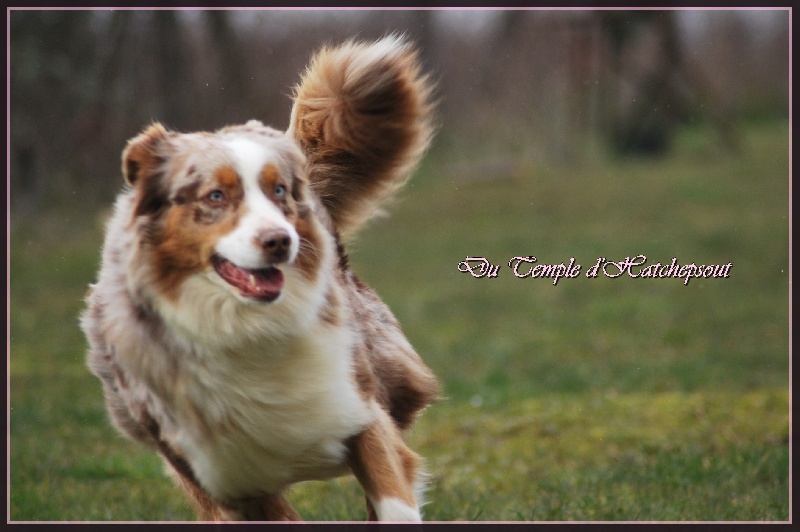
[80,36,440,522]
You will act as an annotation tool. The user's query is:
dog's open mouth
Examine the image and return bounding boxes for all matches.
[213,257,284,302]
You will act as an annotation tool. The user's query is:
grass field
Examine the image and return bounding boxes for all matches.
[8,121,790,521]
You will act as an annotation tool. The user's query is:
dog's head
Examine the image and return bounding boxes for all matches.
[122,120,326,308]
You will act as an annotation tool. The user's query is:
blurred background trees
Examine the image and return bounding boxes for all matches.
[8,9,789,211]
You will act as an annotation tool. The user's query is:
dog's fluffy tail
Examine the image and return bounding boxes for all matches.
[289,35,435,238]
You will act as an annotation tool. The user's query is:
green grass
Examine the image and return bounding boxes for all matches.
[9,121,790,521]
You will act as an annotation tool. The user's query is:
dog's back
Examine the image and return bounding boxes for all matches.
[290,36,440,431]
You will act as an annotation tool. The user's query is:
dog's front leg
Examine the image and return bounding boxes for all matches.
[347,412,424,522]
[219,494,302,522]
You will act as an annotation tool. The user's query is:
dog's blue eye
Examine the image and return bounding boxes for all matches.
[275,184,286,197]
[207,190,226,203]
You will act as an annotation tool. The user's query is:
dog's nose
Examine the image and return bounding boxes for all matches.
[256,228,292,264]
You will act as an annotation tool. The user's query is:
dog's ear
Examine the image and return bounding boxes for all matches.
[276,141,310,205]
[122,123,170,187]
[122,123,172,217]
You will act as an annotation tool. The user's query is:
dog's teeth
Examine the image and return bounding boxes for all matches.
[250,274,256,286]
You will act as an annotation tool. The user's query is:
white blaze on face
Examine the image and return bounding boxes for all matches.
[215,138,300,269]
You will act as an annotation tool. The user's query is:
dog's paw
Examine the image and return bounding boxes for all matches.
[373,497,422,522]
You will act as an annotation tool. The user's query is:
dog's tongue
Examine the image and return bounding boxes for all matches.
[213,258,284,302]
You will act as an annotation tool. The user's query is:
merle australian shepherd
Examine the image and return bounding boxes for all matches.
[81,36,440,522]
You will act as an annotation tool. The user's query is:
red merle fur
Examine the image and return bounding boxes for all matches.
[82,36,440,522]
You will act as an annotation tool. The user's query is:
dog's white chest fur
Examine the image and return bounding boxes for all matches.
[172,325,375,499]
